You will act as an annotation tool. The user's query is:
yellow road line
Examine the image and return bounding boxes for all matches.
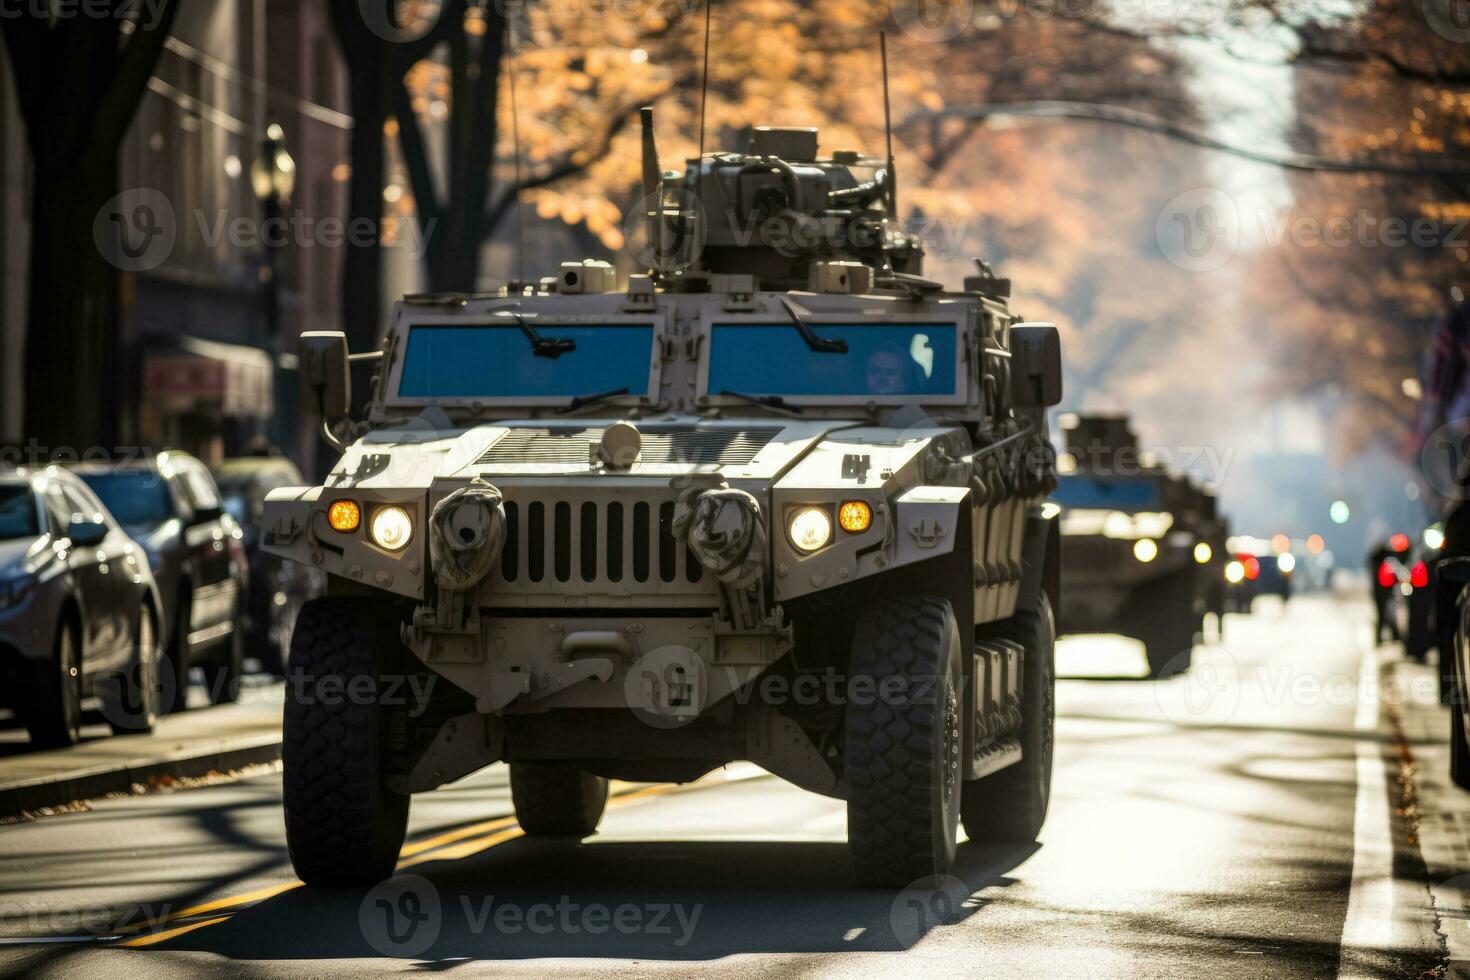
[119,916,233,949]
[115,777,687,946]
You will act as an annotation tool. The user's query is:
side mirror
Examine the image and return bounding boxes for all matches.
[1011,323,1063,408]
[67,520,107,547]
[299,331,352,421]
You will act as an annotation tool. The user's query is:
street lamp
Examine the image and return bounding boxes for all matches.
[252,123,296,450]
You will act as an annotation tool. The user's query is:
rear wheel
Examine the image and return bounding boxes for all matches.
[202,598,244,706]
[283,598,410,887]
[162,588,192,714]
[510,765,609,836]
[961,593,1055,843]
[845,595,962,888]
[105,604,160,735]
[26,618,82,748]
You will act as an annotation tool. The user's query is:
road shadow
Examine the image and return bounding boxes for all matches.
[138,836,1039,963]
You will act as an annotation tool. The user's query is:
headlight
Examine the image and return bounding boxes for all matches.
[1224,560,1245,584]
[1193,542,1213,564]
[370,506,413,551]
[788,507,833,553]
[1133,538,1158,563]
[0,579,34,611]
[328,499,361,532]
[838,501,873,534]
[1277,552,1296,574]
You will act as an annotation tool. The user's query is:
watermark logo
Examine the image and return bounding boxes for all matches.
[890,0,974,42]
[94,188,176,273]
[1424,0,1470,42]
[358,0,443,42]
[623,188,706,274]
[1153,642,1242,728]
[1155,187,1239,273]
[360,874,442,957]
[888,874,971,945]
[1420,419,1470,501]
[624,644,707,729]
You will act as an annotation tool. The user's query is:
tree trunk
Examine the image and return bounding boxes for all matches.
[24,150,119,453]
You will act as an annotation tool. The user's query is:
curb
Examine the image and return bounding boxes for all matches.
[0,734,283,820]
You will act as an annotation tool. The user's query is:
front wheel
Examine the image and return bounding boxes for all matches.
[202,600,244,706]
[844,595,963,888]
[961,593,1055,843]
[510,765,609,836]
[104,604,160,735]
[283,598,410,887]
[26,618,82,748]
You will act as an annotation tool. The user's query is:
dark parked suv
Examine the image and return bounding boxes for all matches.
[71,452,247,710]
[213,456,324,674]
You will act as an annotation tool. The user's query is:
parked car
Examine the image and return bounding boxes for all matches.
[1223,537,1293,612]
[0,466,163,745]
[212,456,324,674]
[70,452,247,711]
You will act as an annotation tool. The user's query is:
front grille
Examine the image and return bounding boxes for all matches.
[497,493,706,589]
[477,426,781,467]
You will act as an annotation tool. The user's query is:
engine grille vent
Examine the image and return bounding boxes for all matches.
[476,426,781,467]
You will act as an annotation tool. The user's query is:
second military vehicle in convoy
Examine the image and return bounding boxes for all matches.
[263,113,1063,887]
[1055,414,1219,678]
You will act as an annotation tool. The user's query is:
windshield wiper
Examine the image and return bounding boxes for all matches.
[780,298,848,354]
[719,389,804,417]
[495,311,576,359]
[558,387,631,413]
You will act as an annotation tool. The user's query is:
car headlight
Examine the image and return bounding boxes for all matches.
[0,579,34,611]
[1133,538,1158,563]
[1193,542,1212,564]
[788,506,833,553]
[1224,560,1245,584]
[370,505,413,551]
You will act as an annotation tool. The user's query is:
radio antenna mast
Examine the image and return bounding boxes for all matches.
[507,17,528,290]
[697,0,712,166]
[881,30,896,219]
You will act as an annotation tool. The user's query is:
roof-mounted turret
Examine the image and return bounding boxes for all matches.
[639,108,928,294]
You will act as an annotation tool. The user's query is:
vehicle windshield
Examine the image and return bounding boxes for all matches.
[1053,475,1161,512]
[0,485,38,541]
[79,471,174,526]
[398,324,655,399]
[707,323,958,399]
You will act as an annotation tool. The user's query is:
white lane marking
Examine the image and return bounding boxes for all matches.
[1339,644,1394,979]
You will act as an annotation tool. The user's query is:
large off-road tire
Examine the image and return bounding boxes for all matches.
[104,603,160,735]
[283,598,410,887]
[1452,696,1470,791]
[961,593,1055,843]
[845,595,963,888]
[510,764,609,836]
[26,617,82,748]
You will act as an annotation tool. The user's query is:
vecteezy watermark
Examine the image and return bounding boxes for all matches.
[358,0,705,42]
[0,440,164,471]
[0,0,172,30]
[0,902,176,941]
[1155,187,1240,273]
[624,644,708,729]
[888,0,1234,43]
[285,668,439,719]
[1421,419,1470,501]
[93,189,437,273]
[1058,437,1237,490]
[358,875,704,957]
[888,874,972,945]
[1423,0,1470,43]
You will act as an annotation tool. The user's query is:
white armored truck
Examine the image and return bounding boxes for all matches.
[265,115,1064,888]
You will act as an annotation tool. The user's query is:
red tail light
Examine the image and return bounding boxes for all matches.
[1390,533,1411,553]
[1411,560,1429,589]
[1243,556,1261,581]
[1378,560,1398,589]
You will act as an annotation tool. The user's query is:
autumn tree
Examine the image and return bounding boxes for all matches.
[2,1,180,450]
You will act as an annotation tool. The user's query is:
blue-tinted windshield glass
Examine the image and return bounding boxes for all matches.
[399,324,654,398]
[1053,475,1160,511]
[80,472,174,526]
[0,486,38,541]
[708,323,958,398]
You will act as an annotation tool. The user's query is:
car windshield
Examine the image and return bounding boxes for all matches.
[1053,475,1161,512]
[0,485,38,541]
[79,471,173,526]
[398,324,655,399]
[707,323,958,399]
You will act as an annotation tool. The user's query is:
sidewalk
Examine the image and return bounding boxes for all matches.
[0,680,285,820]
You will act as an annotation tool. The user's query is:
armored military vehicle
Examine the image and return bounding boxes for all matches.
[264,112,1063,888]
[1054,414,1216,678]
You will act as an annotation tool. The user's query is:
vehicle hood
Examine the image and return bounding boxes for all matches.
[324,416,873,489]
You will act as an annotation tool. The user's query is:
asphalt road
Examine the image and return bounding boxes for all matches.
[0,593,1456,978]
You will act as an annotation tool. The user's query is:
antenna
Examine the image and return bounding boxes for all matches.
[697,0,712,167]
[507,17,527,290]
[880,30,896,219]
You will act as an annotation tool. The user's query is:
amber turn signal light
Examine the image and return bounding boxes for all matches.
[328,499,361,532]
[838,500,872,534]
